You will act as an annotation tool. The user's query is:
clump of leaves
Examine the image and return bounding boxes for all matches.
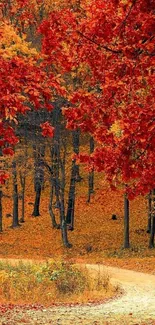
[36,261,87,295]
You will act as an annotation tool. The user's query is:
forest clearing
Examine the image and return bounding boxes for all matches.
[1,0,155,324]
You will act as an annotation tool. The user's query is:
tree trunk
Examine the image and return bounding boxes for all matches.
[60,195,72,248]
[32,185,41,216]
[149,189,155,248]
[147,191,152,233]
[21,189,25,222]
[124,194,130,248]
[12,161,20,228]
[20,187,25,223]
[149,217,155,248]
[53,150,60,209]
[0,190,2,232]
[59,137,72,248]
[50,119,61,209]
[87,136,95,203]
[66,160,76,229]
[49,103,72,247]
[72,129,82,182]
[19,172,26,223]
[49,184,60,229]
[32,144,45,216]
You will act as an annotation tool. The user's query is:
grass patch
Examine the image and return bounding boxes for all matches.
[0,260,120,305]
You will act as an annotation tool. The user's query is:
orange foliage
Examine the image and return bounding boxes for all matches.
[1,170,155,274]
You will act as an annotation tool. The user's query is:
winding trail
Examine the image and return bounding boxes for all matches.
[1,260,155,324]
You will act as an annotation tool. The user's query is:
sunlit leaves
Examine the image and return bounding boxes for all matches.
[0,22,39,59]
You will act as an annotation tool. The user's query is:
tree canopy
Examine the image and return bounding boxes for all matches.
[0,0,155,198]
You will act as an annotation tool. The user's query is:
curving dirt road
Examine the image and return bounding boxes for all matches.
[0,261,155,324]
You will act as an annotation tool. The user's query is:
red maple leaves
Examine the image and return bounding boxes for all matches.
[1,0,155,198]
[40,122,54,138]
[38,0,155,198]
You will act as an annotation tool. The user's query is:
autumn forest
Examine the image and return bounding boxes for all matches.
[0,1,155,322]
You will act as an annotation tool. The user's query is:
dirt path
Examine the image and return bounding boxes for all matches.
[0,260,155,324]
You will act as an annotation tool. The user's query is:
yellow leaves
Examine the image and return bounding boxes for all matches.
[0,22,39,59]
[4,107,18,124]
[110,120,122,137]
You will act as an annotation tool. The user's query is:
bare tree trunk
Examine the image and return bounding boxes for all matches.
[149,189,155,248]
[32,143,41,216]
[147,191,152,233]
[51,104,61,208]
[19,173,26,223]
[52,143,60,209]
[19,132,27,223]
[66,160,76,229]
[72,129,82,182]
[12,161,20,228]
[59,139,72,248]
[32,186,41,217]
[49,183,60,229]
[60,193,72,248]
[87,136,95,203]
[124,194,130,248]
[32,144,45,217]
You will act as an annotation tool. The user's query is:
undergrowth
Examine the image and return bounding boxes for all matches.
[0,260,119,305]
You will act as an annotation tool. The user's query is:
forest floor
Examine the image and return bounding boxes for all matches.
[1,169,155,323]
[1,172,155,274]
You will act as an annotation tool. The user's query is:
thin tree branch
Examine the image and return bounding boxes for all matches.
[77,31,122,54]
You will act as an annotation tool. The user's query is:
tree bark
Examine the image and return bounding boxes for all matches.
[147,191,152,233]
[12,161,20,228]
[32,144,45,216]
[32,185,41,216]
[49,184,60,229]
[149,189,155,248]
[19,171,26,223]
[59,138,72,248]
[21,187,25,223]
[60,197,72,248]
[50,118,61,209]
[72,129,82,182]
[66,160,76,229]
[124,194,130,248]
[87,136,95,203]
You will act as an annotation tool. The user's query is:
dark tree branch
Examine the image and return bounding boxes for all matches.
[77,31,122,54]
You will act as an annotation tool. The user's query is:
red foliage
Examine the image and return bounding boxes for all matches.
[40,122,54,138]
[39,0,155,198]
[0,56,58,183]
[1,0,155,198]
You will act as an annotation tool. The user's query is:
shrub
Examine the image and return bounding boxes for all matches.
[0,260,120,305]
[37,261,86,295]
[0,260,86,303]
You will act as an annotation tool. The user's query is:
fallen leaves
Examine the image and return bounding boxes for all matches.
[0,169,155,276]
